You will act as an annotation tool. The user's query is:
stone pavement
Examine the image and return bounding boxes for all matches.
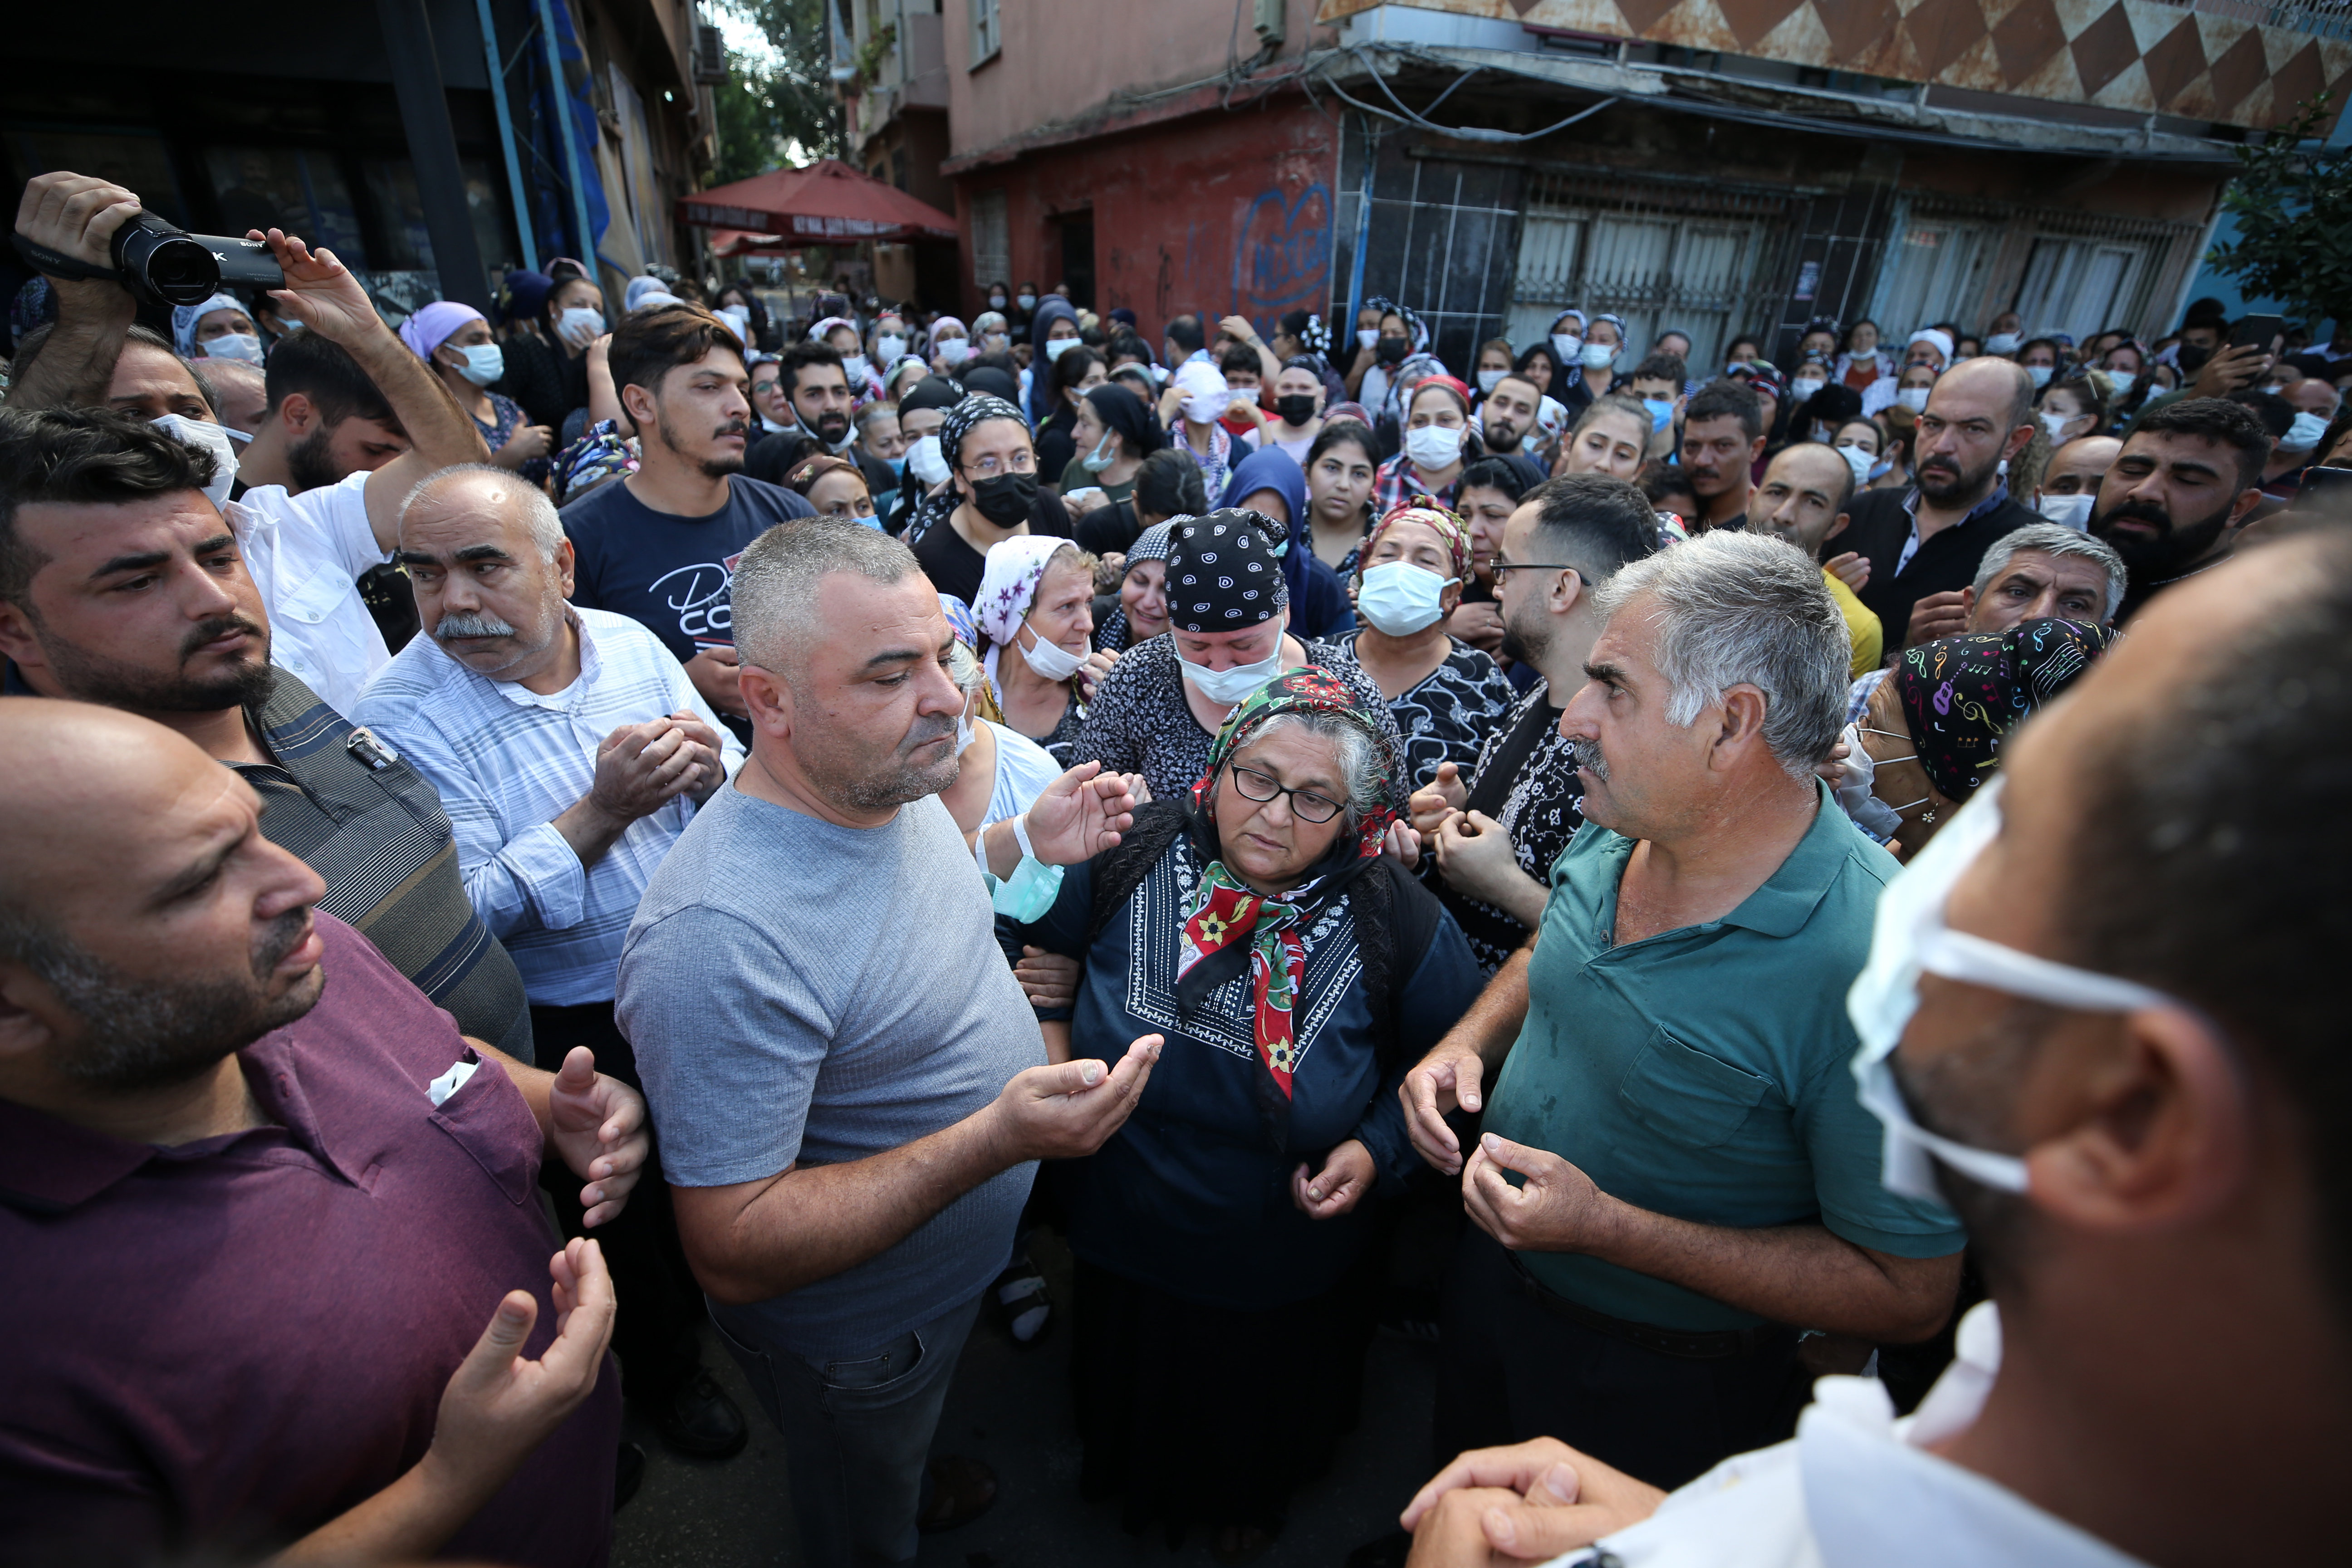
[612,1230,1438,1568]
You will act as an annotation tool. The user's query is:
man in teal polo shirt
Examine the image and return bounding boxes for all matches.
[1402,530,1965,1489]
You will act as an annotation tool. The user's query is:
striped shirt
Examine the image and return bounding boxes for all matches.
[354,608,745,1006]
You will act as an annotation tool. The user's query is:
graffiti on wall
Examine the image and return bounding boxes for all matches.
[1233,183,1332,332]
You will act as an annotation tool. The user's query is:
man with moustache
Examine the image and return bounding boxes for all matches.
[1474,372,1549,489]
[2087,398,2269,622]
[560,305,813,740]
[745,343,878,494]
[1677,382,1765,530]
[1838,359,2042,650]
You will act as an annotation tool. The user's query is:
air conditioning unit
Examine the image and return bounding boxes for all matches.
[693,21,728,84]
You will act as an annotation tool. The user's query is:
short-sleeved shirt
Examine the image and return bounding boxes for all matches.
[1824,568,1885,677]
[229,469,390,716]
[0,916,619,1566]
[617,786,1045,1359]
[560,472,812,666]
[1318,629,1515,792]
[1484,783,1965,1331]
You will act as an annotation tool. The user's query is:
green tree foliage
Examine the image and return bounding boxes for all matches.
[710,0,844,184]
[2206,93,2352,335]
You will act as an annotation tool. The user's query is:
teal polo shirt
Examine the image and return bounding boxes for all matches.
[1483,780,1965,1332]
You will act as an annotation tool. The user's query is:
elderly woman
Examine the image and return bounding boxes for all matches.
[1851,617,2116,859]
[784,452,877,525]
[1078,508,1406,807]
[1014,670,1483,1555]
[977,537,1117,764]
[172,292,264,365]
[927,314,974,371]
[1318,504,1513,790]
[1092,520,1176,652]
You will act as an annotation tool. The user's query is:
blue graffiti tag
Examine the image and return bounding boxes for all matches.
[1233,184,1333,319]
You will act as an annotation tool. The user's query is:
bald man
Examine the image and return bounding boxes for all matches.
[0,698,642,1566]
[353,462,748,1460]
[1744,442,1883,677]
[1835,358,2045,648]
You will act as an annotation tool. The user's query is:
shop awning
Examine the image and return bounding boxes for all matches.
[679,159,958,243]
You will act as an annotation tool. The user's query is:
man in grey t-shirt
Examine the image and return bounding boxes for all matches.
[618,517,1161,1568]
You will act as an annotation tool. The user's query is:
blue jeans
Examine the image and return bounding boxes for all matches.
[709,1293,982,1567]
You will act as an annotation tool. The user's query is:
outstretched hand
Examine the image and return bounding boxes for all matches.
[1024,760,1137,866]
[993,1034,1164,1162]
[423,1239,616,1494]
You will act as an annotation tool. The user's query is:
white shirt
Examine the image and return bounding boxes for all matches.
[1548,1304,2147,1568]
[983,719,1060,830]
[353,607,745,1005]
[229,469,389,716]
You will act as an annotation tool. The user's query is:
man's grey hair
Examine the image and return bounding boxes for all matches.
[1971,522,2127,623]
[1241,710,1384,833]
[399,463,566,560]
[1593,530,1849,778]
[732,514,921,674]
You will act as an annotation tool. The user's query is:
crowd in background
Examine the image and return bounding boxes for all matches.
[5,163,2352,1568]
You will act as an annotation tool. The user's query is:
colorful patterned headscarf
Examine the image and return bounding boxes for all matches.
[1178,667,1407,1098]
[1357,502,1472,587]
[1894,618,2118,801]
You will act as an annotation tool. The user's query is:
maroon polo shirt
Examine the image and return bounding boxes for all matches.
[0,915,619,1567]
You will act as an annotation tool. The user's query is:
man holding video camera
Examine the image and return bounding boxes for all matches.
[5,170,487,715]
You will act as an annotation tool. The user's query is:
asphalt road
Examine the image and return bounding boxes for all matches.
[612,1229,1438,1568]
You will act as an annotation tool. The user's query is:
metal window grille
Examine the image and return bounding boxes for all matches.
[1506,170,1803,375]
[1882,194,2203,342]
[971,188,1008,289]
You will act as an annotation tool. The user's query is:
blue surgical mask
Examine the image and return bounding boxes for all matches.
[1179,641,1288,707]
[2026,365,2053,389]
[453,343,505,386]
[887,455,906,479]
[2036,492,2093,529]
[1355,561,1457,637]
[1834,441,1875,486]
[1042,336,1082,361]
[558,306,605,342]
[1081,432,1117,473]
[2107,370,2137,395]
[984,812,1065,921]
[2280,410,2328,454]
[1985,332,2024,356]
[1642,397,1675,433]
[1580,342,1617,371]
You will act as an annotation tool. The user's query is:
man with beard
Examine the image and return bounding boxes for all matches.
[1678,381,1765,530]
[1397,530,2352,1568]
[1401,531,1965,1491]
[0,406,535,1061]
[9,173,486,713]
[2089,397,2269,622]
[1838,358,2040,650]
[1407,473,1660,972]
[0,699,649,1567]
[745,343,891,497]
[1474,372,1549,489]
[358,465,748,1462]
[616,516,1163,1566]
[560,304,813,739]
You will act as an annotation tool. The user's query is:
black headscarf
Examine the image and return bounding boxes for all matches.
[1084,383,1164,458]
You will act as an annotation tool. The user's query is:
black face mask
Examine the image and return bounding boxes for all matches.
[967,470,1039,527]
[1377,336,1408,365]
[2176,342,2212,374]
[1274,393,1318,426]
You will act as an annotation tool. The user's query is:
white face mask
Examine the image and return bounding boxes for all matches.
[876,333,906,362]
[1179,640,1287,706]
[1018,621,1088,681]
[1475,368,1505,394]
[2027,364,2053,389]
[2280,410,2329,454]
[1551,333,1583,360]
[989,294,1008,309]
[557,306,606,343]
[1896,387,1931,413]
[1227,386,1259,407]
[1580,342,1616,371]
[844,353,871,382]
[717,304,752,342]
[2038,410,2075,444]
[1985,332,2023,357]
[2036,491,2094,529]
[760,413,794,435]
[1041,335,1082,361]
[936,338,971,365]
[1404,423,1463,470]
[1357,328,1380,351]
[1183,388,1233,424]
[956,696,977,755]
[1835,441,1875,486]
[2107,370,2137,395]
[1790,377,1824,401]
[451,343,505,386]
[1355,560,1456,637]
[1016,294,1037,310]
[906,433,950,485]
[153,413,239,508]
[1848,777,2172,1202]
[202,333,265,366]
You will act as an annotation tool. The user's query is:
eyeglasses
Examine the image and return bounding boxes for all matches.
[1492,558,1578,584]
[960,449,1037,478]
[1227,763,1346,824]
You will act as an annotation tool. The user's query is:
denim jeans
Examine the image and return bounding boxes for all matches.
[709,1293,982,1567]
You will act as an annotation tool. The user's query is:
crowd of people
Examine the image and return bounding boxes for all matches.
[4,163,2351,1568]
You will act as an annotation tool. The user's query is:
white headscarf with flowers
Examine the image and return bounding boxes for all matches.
[975,535,1075,690]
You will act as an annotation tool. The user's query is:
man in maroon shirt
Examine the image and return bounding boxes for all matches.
[0,698,649,1567]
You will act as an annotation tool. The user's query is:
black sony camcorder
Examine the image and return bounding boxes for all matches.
[10,210,284,307]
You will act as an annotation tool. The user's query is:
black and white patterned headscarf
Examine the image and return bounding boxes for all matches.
[938,392,1029,473]
[1166,509,1290,633]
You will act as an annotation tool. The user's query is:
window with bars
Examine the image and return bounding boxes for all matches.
[970,188,1008,290]
[970,0,999,64]
[1867,214,2002,342]
[1505,172,1799,375]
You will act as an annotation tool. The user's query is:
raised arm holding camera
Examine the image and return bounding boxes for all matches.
[8,170,487,712]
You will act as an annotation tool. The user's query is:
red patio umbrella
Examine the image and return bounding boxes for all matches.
[679,159,958,243]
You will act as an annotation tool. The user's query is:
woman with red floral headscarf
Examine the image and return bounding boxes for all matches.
[1010,667,1484,1557]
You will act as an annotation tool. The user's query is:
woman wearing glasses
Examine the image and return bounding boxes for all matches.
[1009,667,1484,1559]
[904,392,1073,603]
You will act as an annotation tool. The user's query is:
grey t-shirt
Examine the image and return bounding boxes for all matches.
[617,785,1044,1358]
